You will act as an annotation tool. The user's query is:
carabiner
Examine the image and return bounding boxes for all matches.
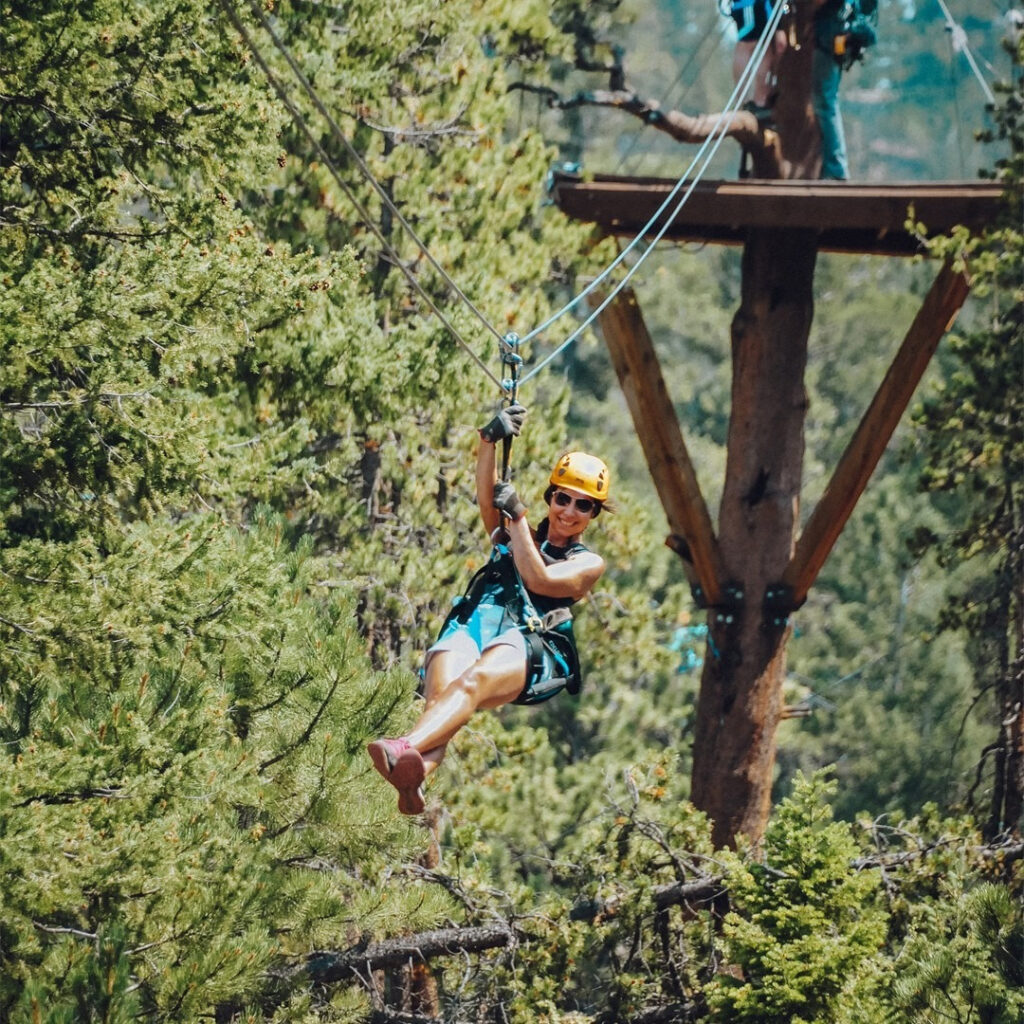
[500,331,522,403]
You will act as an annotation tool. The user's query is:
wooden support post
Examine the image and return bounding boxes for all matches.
[596,287,726,607]
[782,260,971,606]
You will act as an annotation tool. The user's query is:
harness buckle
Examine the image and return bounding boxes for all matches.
[541,607,572,630]
[524,614,543,632]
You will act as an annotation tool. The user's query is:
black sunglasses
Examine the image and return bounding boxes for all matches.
[552,490,596,514]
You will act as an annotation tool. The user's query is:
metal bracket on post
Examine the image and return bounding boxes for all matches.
[763,582,801,629]
[709,582,744,627]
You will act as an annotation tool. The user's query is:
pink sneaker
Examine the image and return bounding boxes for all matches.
[396,782,425,816]
[366,739,426,815]
[390,748,426,816]
[366,737,410,781]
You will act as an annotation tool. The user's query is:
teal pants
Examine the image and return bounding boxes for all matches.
[812,48,849,180]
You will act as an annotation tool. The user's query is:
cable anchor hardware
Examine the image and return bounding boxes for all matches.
[500,332,523,402]
[763,582,800,629]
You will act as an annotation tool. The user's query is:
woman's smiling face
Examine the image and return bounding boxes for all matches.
[547,486,597,541]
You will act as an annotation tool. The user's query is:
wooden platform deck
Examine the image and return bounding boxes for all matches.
[549,172,1007,256]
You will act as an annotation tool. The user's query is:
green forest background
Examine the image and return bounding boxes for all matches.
[2,1,1020,1022]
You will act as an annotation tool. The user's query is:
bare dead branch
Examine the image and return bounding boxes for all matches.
[33,922,99,941]
[277,838,1020,999]
[3,391,156,412]
[507,82,560,104]
[652,876,728,913]
[562,89,769,150]
[16,787,127,808]
[302,924,517,983]
[510,81,772,156]
[853,838,1024,871]
[358,107,478,143]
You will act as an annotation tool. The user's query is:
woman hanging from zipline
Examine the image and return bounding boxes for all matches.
[367,402,611,814]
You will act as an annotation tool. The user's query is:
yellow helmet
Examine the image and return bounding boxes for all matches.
[549,452,610,503]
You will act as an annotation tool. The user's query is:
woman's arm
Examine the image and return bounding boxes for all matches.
[476,439,502,537]
[476,403,526,538]
[506,515,605,602]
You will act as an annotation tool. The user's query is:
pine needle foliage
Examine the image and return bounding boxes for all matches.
[1,0,612,1017]
[910,35,1024,838]
[5,1,1021,1020]
[707,771,888,1024]
[889,880,1024,1024]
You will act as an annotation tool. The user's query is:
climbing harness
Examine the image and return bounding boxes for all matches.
[434,534,584,705]
[426,338,592,706]
[817,0,878,71]
[222,0,787,396]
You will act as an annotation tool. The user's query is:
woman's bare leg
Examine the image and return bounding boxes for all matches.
[368,633,526,814]
[406,636,527,754]
[419,638,478,779]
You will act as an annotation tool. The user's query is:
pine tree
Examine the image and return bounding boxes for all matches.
[891,882,1024,1024]
[706,771,888,1024]
[910,35,1024,839]
[0,0,616,1016]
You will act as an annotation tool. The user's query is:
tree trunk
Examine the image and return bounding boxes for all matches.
[688,5,820,849]
[690,228,816,848]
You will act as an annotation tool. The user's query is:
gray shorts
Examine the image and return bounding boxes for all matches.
[426,619,569,705]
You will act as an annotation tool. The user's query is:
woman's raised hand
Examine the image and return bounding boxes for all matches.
[479,402,527,443]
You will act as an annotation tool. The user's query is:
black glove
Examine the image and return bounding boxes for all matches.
[479,403,527,444]
[493,481,527,522]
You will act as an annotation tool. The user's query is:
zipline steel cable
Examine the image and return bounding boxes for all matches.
[216,0,506,391]
[222,0,783,393]
[934,0,996,106]
[241,0,506,350]
[516,0,787,360]
[517,0,788,385]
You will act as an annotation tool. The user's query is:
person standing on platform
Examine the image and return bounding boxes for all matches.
[725,0,789,124]
[813,0,877,179]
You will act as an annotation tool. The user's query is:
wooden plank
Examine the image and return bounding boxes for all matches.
[551,175,1005,257]
[782,261,972,605]
[596,288,726,606]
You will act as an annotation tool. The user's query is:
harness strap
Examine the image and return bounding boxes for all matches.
[523,630,548,688]
[440,542,583,696]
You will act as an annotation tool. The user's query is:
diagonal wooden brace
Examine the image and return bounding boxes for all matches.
[596,287,726,608]
[782,260,971,607]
